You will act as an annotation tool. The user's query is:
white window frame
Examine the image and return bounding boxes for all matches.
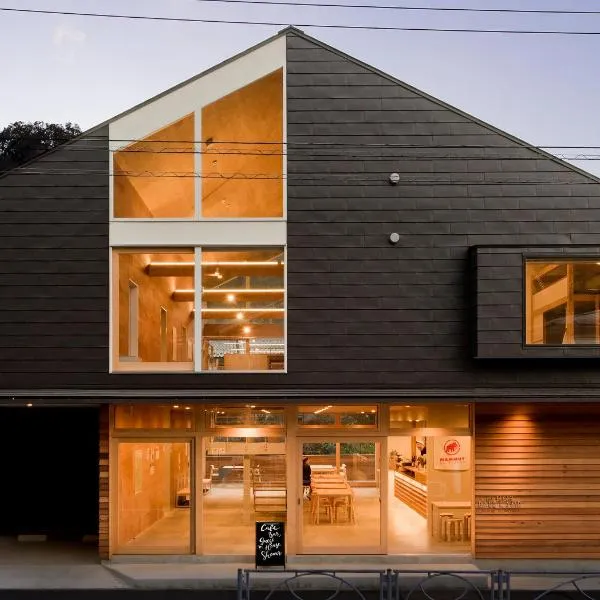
[108,35,287,223]
[109,246,286,374]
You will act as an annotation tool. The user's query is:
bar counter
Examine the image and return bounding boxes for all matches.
[394,470,427,517]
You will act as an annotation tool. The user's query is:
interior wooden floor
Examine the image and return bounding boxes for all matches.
[119,476,470,555]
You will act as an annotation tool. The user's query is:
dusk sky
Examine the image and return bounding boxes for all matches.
[1,0,599,174]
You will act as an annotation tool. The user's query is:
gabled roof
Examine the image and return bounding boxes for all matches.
[2,25,599,184]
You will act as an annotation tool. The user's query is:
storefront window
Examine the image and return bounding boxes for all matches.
[113,250,195,372]
[526,261,600,345]
[115,442,192,554]
[114,405,195,429]
[205,406,285,428]
[389,404,470,429]
[388,433,472,554]
[201,249,285,371]
[298,405,378,428]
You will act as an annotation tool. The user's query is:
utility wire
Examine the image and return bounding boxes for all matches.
[7,149,600,161]
[2,169,599,184]
[10,136,600,150]
[3,7,600,35]
[195,0,600,16]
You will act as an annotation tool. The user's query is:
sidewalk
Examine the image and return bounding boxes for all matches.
[1,539,600,591]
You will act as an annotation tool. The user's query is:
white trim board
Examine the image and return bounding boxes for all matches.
[109,36,286,151]
[110,221,286,247]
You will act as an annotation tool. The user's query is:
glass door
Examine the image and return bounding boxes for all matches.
[299,438,383,554]
[115,440,193,554]
[202,434,287,554]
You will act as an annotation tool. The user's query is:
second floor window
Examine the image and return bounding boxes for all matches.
[112,247,285,372]
[526,261,600,345]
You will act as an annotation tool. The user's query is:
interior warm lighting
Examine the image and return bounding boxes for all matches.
[173,405,180,409]
[147,261,284,268]
[203,289,285,294]
[202,261,284,267]
[26,403,33,408]
[147,262,195,267]
[236,312,245,320]
[184,406,191,411]
[314,405,333,414]
[226,293,236,303]
[261,409,271,414]
[243,325,252,334]
[202,308,285,314]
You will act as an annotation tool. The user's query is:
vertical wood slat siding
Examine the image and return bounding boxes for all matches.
[475,404,600,558]
[99,405,109,559]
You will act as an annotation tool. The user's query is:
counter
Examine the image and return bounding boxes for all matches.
[394,471,427,517]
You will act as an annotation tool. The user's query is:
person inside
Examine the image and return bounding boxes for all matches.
[302,456,312,499]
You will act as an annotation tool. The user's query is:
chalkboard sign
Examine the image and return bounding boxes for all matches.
[255,521,285,568]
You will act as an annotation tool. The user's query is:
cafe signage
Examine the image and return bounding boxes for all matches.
[433,436,471,471]
[255,521,285,568]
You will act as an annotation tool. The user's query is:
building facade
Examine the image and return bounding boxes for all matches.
[2,27,600,561]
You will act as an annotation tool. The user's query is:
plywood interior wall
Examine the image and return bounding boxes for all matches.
[116,442,189,549]
[201,69,283,218]
[475,404,600,558]
[113,115,195,218]
[117,252,194,363]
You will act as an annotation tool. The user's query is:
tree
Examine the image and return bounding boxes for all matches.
[0,121,81,172]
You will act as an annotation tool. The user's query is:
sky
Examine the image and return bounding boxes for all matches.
[1,0,600,174]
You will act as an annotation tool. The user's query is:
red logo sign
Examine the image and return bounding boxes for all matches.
[443,439,460,455]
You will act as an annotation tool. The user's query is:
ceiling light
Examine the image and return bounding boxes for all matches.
[370,409,376,413]
[202,308,284,313]
[202,261,284,267]
[185,406,191,411]
[250,405,256,408]
[236,312,244,320]
[226,293,236,303]
[26,403,33,408]
[243,325,252,334]
[146,260,285,269]
[173,405,180,409]
[261,409,271,414]
[203,289,284,294]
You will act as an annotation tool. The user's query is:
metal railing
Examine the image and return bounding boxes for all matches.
[238,569,600,600]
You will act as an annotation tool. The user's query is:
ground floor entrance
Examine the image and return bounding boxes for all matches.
[108,403,473,557]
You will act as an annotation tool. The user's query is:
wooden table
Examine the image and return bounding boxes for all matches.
[313,481,349,489]
[312,485,354,524]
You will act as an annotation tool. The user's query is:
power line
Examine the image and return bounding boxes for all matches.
[3,169,600,184]
[12,137,600,150]
[3,7,600,35]
[195,0,600,16]
[8,148,600,161]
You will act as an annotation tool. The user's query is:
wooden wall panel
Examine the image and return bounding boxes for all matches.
[99,405,109,560]
[475,404,600,558]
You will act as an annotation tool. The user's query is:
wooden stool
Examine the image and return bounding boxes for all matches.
[463,513,472,541]
[439,513,454,541]
[446,518,463,542]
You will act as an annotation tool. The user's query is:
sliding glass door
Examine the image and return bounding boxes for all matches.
[299,438,383,554]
